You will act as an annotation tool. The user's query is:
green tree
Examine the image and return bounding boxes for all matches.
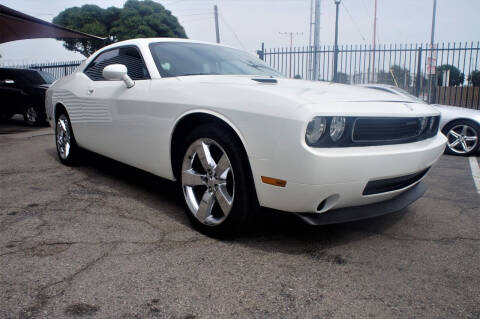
[468,70,480,87]
[436,64,465,87]
[53,0,187,57]
[376,65,411,88]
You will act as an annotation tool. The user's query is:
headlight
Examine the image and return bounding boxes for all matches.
[428,116,435,132]
[306,117,327,144]
[418,117,428,134]
[330,116,346,142]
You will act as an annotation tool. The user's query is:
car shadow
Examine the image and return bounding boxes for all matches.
[45,146,407,254]
[0,115,49,134]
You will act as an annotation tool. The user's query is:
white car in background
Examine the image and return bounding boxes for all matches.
[363,84,480,156]
[46,38,446,237]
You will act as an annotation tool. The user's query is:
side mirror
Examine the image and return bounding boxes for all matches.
[2,79,14,84]
[102,64,135,88]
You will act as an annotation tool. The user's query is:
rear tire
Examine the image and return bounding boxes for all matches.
[55,111,81,165]
[178,124,256,237]
[443,120,480,156]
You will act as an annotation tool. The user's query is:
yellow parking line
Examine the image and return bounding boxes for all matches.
[469,156,480,194]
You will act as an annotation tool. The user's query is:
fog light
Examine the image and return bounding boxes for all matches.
[330,116,346,142]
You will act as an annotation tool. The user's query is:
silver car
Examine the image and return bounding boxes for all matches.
[363,84,480,156]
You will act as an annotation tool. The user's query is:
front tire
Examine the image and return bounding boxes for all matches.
[443,120,480,156]
[55,112,80,165]
[24,105,45,126]
[179,125,255,237]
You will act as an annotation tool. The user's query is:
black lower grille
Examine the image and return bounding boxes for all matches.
[363,168,430,195]
[353,117,422,142]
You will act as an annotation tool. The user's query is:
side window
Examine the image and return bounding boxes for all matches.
[84,46,150,81]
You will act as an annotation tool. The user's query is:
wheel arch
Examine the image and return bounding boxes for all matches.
[441,117,480,134]
[54,102,68,121]
[169,110,250,181]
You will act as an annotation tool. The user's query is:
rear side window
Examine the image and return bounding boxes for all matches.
[84,46,150,81]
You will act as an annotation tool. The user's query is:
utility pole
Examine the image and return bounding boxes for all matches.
[428,0,437,103]
[214,5,220,43]
[312,0,321,81]
[333,0,341,82]
[279,32,304,50]
[372,0,377,82]
[430,0,437,46]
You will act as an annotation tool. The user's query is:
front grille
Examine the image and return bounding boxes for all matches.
[363,167,430,195]
[353,117,422,142]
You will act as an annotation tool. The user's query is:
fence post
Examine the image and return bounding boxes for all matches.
[415,46,423,97]
[257,42,265,61]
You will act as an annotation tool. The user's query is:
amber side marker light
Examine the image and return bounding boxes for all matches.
[261,176,287,187]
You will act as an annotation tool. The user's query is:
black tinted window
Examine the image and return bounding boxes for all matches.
[0,69,53,85]
[84,46,150,81]
[149,42,281,78]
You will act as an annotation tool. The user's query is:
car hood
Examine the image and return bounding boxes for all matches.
[177,75,438,117]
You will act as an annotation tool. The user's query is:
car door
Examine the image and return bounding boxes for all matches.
[78,46,154,169]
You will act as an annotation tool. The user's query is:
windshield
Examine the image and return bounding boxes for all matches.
[149,42,282,78]
[36,71,55,84]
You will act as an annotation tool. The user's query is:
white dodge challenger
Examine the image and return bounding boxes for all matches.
[46,38,447,236]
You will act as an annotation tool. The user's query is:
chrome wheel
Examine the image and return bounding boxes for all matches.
[446,124,478,154]
[181,138,235,226]
[56,114,71,160]
[26,106,38,124]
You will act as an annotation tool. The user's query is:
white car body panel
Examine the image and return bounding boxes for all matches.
[46,38,447,215]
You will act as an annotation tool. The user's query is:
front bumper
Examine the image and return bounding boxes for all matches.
[251,133,446,214]
[295,181,426,225]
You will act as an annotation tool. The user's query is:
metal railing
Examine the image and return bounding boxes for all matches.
[2,60,84,79]
[258,41,480,109]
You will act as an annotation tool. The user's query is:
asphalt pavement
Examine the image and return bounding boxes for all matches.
[1,119,479,319]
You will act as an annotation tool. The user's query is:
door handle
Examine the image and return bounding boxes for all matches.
[87,87,94,94]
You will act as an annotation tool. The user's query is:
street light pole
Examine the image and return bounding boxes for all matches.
[333,0,341,82]
[214,5,220,44]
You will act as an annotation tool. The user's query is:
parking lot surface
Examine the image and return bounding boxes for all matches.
[1,120,479,319]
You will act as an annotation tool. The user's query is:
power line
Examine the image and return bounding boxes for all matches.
[218,14,245,49]
[341,1,367,42]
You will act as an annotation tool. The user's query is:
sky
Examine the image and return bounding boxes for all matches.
[0,0,479,65]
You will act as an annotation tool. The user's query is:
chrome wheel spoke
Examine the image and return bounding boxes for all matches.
[196,191,215,222]
[215,183,233,215]
[464,136,477,142]
[64,142,70,158]
[196,142,216,172]
[182,169,205,186]
[461,125,468,136]
[449,130,461,139]
[216,153,231,179]
[460,140,470,152]
[449,139,460,148]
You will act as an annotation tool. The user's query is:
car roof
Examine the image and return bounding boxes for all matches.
[99,37,240,52]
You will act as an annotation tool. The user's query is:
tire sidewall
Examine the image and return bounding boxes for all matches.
[178,124,254,237]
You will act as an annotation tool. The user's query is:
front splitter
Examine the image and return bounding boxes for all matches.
[295,181,427,226]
